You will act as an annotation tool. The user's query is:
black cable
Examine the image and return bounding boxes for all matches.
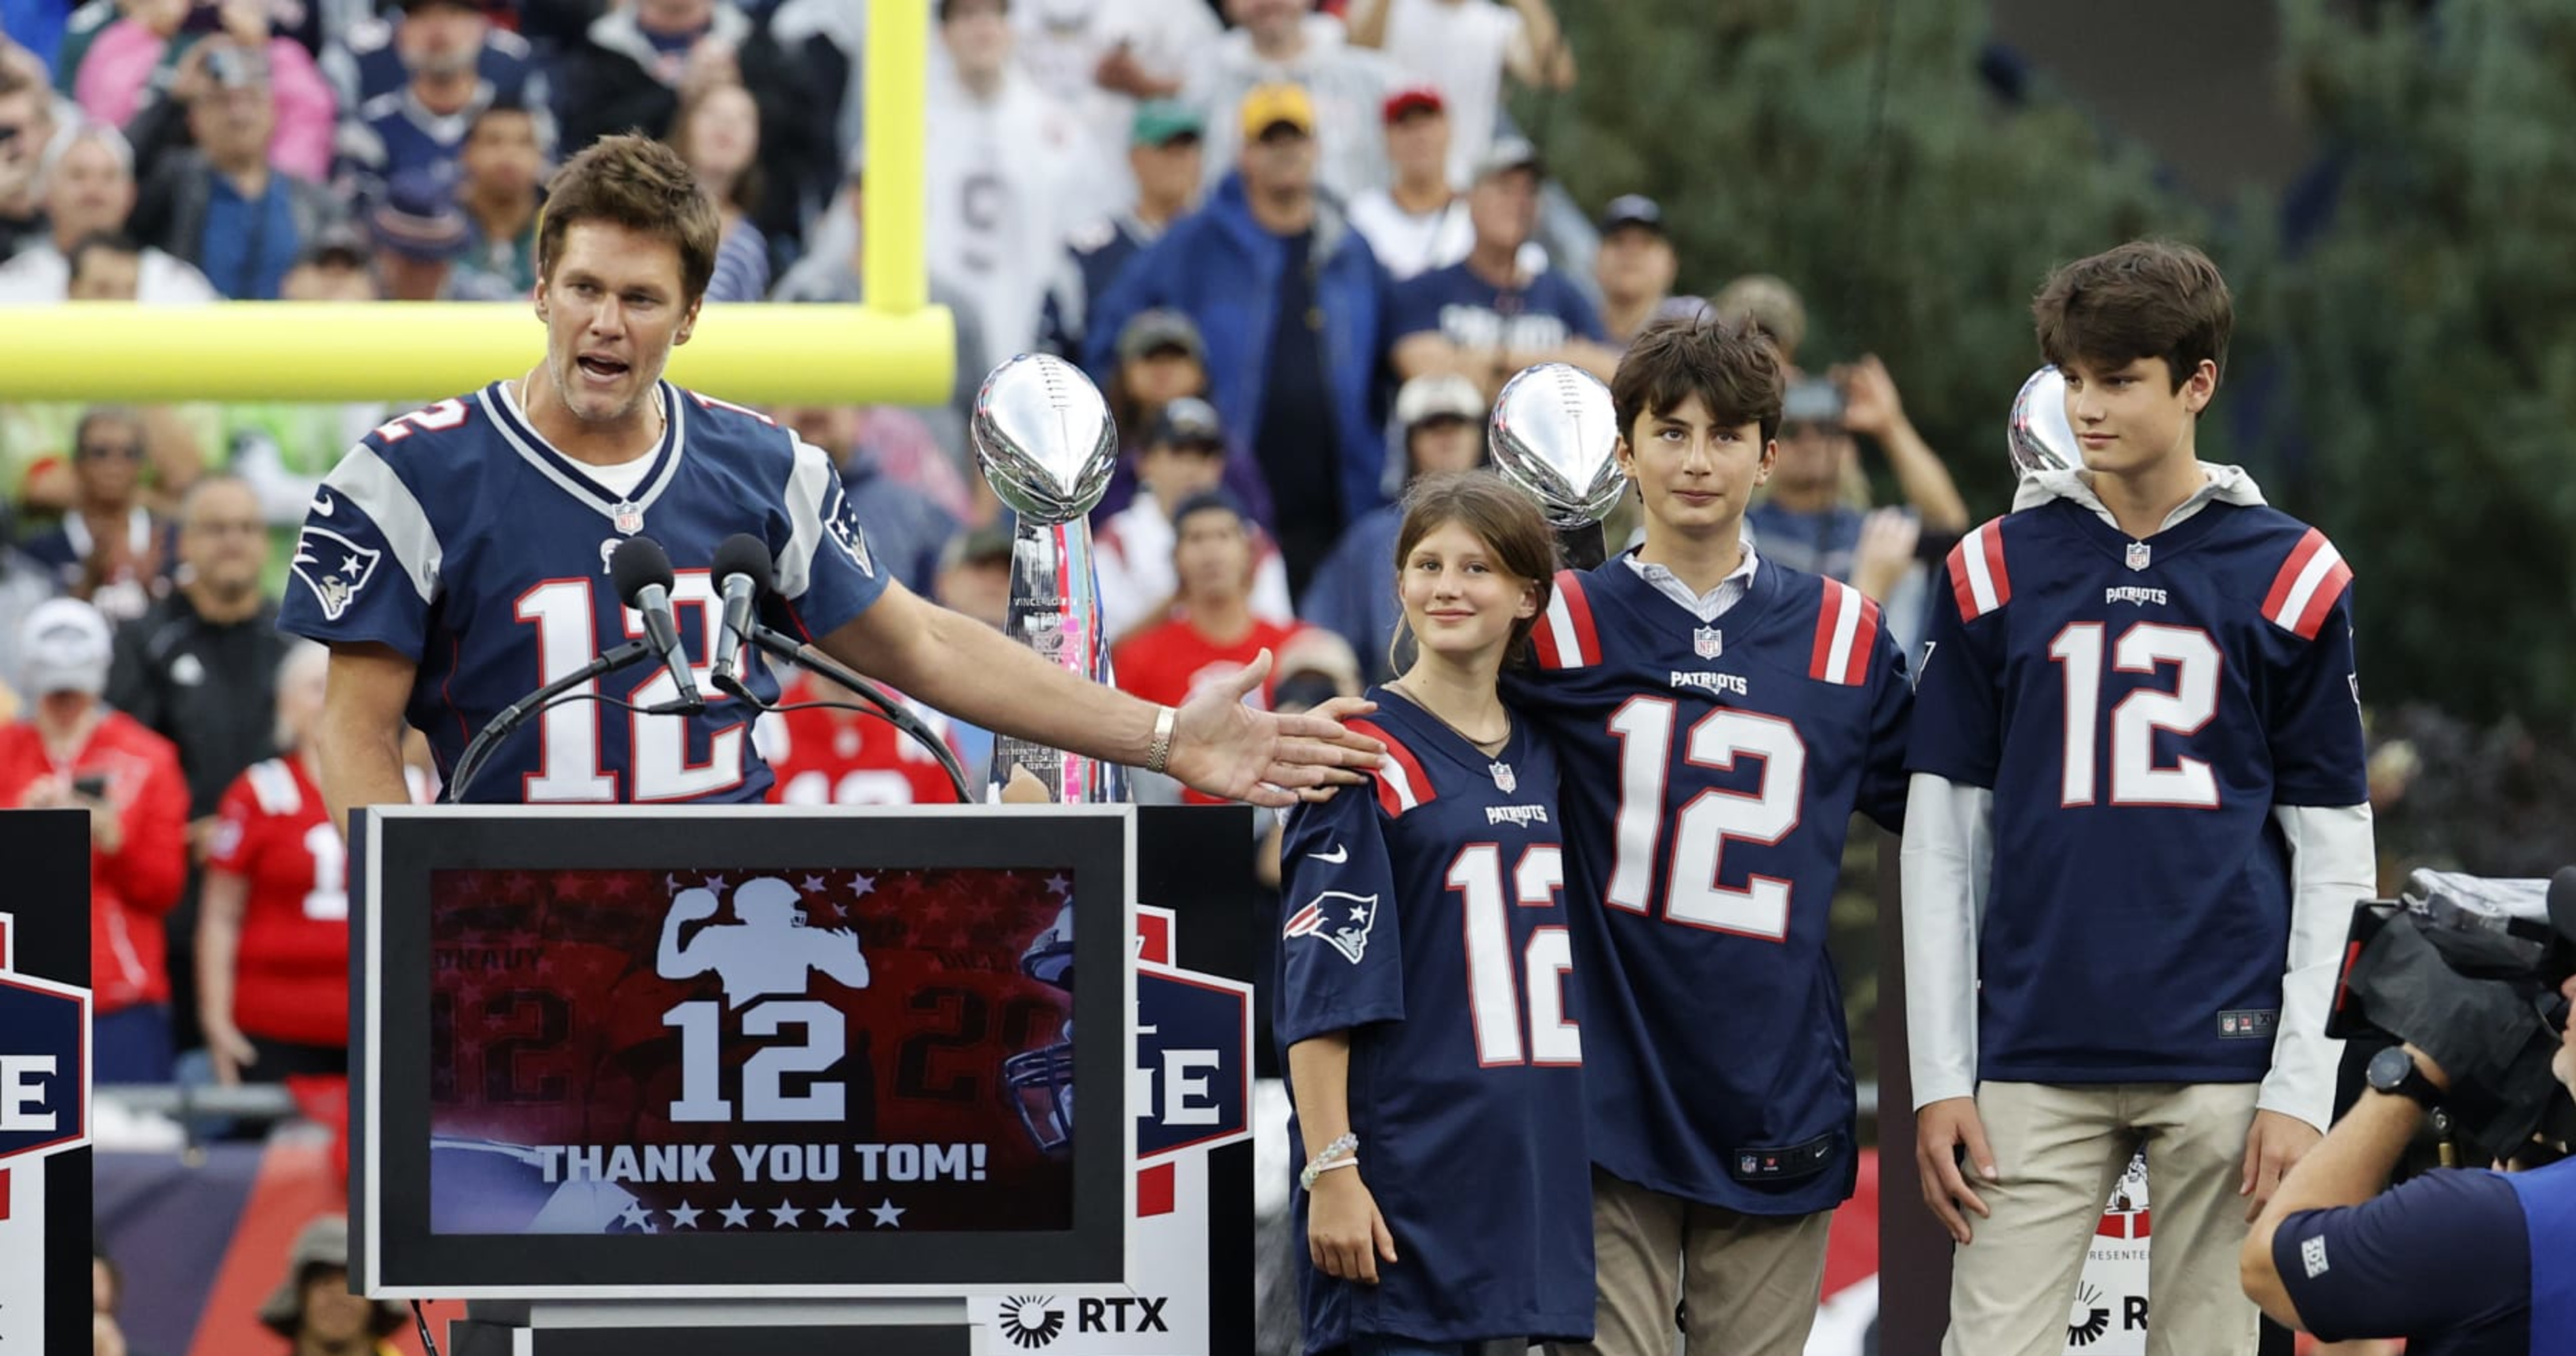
[445,690,672,806]
[410,1299,442,1356]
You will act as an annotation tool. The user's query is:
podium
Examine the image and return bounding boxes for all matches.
[349,803,1257,1354]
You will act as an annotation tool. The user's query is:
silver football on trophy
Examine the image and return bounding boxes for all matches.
[1491,363,1625,530]
[2008,364,2080,481]
[972,353,1120,524]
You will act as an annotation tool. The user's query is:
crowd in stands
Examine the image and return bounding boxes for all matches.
[0,0,1976,1161]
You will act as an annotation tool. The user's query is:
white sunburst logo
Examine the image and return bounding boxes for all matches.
[998,1295,1065,1349]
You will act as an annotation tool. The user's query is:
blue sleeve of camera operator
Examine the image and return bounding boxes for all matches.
[2272,1168,2529,1353]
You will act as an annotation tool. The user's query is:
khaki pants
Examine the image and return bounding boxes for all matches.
[1942,1081,2263,1356]
[1546,1168,1833,1356]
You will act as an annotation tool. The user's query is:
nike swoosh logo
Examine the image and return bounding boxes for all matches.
[315,492,336,516]
[1308,845,1348,864]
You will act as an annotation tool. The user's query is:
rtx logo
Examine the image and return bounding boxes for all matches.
[997,1295,1064,1349]
[1078,1296,1169,1334]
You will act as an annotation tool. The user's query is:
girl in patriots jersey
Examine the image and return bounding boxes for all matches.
[1277,473,1592,1356]
[1904,241,2374,1356]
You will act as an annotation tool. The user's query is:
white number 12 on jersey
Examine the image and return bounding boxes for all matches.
[516,571,744,801]
[2047,621,2222,808]
[1605,698,1808,942]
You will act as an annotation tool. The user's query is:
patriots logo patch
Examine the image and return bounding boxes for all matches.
[291,527,383,621]
[828,504,876,578]
[1283,890,1380,963]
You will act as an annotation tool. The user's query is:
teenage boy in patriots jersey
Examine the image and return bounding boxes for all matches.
[1904,239,2375,1356]
[1279,472,1592,1356]
[1508,316,1912,1356]
[280,134,1376,822]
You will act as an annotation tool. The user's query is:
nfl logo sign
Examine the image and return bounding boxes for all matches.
[2223,1015,2239,1033]
[1490,762,1516,795]
[1739,1153,1759,1176]
[613,502,645,535]
[2125,540,2152,572]
[1693,626,1723,659]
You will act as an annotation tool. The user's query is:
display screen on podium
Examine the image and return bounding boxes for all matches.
[350,805,1133,1298]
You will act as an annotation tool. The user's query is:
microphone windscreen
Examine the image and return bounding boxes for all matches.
[712,533,777,593]
[609,536,676,609]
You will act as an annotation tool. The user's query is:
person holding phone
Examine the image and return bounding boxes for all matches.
[0,599,190,1082]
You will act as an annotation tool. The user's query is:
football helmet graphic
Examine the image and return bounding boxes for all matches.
[1003,902,1075,1153]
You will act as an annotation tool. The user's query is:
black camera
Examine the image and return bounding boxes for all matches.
[2329,869,2576,1163]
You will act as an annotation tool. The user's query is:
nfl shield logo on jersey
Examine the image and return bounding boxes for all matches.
[1694,626,1724,659]
[2125,541,2152,572]
[290,527,382,622]
[1490,761,1516,794]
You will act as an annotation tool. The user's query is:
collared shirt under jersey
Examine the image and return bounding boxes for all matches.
[1620,536,1760,624]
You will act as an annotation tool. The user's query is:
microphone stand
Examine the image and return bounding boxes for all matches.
[445,639,658,804]
[715,622,975,803]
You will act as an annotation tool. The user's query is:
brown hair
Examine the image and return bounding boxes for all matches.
[668,80,765,218]
[1389,470,1558,671]
[536,134,721,305]
[2032,239,2232,391]
[1612,311,1788,448]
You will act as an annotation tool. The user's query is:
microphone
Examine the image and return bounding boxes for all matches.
[709,533,774,701]
[609,536,704,715]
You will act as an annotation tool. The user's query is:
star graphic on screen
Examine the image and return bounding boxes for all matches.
[1045,873,1072,896]
[769,1200,805,1229]
[599,874,637,899]
[664,873,687,895]
[719,1199,754,1229]
[618,1202,656,1231]
[666,1201,702,1229]
[801,874,830,894]
[703,874,732,894]
[818,1200,855,1229]
[869,1198,905,1229]
[851,873,877,899]
[820,900,846,921]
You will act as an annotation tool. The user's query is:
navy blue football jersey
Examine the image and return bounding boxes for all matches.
[1502,557,1910,1216]
[1906,500,2369,1084]
[1276,689,1592,1351]
[277,382,889,803]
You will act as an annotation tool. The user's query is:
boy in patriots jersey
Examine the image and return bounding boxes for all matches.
[1904,241,2373,1356]
[283,134,1377,822]
[1278,473,1592,1355]
[1506,316,1912,1356]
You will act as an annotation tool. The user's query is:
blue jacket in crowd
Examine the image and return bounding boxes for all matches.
[1085,173,1392,532]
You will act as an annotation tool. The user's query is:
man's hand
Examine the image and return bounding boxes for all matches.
[1850,506,1921,603]
[23,776,123,852]
[1163,652,1381,807]
[1307,1169,1398,1284]
[2554,977,2576,1099]
[2240,1108,2325,1222]
[1916,1096,1996,1245]
[206,1020,258,1085]
[1832,355,1911,442]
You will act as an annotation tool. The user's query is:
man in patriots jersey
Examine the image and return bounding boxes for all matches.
[1904,240,2373,1356]
[755,669,965,806]
[1279,473,1591,1355]
[282,134,1375,822]
[1508,316,1911,1356]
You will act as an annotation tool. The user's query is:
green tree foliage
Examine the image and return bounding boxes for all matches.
[2261,0,2576,726]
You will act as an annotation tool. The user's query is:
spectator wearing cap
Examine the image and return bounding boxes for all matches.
[1390,137,1616,399]
[1093,308,1276,528]
[449,98,544,300]
[368,165,470,300]
[1348,0,1575,190]
[925,0,1108,357]
[0,120,217,301]
[666,75,769,301]
[78,5,336,186]
[1088,81,1395,598]
[322,0,546,121]
[1711,271,1809,363]
[1185,0,1401,204]
[130,37,348,300]
[1039,98,1205,361]
[1095,395,1295,641]
[1347,85,1474,282]
[22,405,180,623]
[1594,193,1683,348]
[767,401,959,599]
[331,0,552,212]
[1299,372,1486,681]
[1110,489,1314,804]
[257,1216,407,1355]
[0,597,188,1083]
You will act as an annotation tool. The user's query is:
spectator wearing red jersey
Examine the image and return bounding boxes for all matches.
[1112,490,1311,804]
[756,668,965,807]
[0,598,188,1083]
[198,641,355,1084]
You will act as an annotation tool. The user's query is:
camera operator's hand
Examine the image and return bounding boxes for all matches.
[2555,976,2576,1100]
[2240,1109,2324,1222]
